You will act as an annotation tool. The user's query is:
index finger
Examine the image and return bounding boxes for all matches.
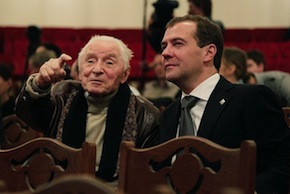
[58,53,72,68]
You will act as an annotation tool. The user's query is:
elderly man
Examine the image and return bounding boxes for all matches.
[15,35,160,182]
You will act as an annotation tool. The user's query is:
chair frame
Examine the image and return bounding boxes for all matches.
[1,114,43,149]
[0,175,116,194]
[0,137,96,192]
[118,136,256,194]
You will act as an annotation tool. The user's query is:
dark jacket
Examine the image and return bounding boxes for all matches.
[1,97,15,117]
[159,77,290,194]
[15,79,160,181]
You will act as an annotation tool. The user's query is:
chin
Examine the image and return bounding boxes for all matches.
[87,88,105,95]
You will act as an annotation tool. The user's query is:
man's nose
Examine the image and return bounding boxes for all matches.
[92,62,103,74]
[162,46,172,60]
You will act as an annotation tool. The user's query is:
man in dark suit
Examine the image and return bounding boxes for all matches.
[159,15,290,194]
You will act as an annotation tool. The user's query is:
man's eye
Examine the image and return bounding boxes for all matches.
[105,61,115,66]
[174,42,183,46]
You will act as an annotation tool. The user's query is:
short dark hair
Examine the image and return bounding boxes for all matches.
[166,15,224,70]
[246,50,266,68]
[0,63,13,81]
[223,47,247,80]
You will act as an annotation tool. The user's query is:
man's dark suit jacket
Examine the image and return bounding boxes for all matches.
[159,76,290,194]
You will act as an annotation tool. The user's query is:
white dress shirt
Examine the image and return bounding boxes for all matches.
[178,73,220,135]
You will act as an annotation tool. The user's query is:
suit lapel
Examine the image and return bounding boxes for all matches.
[159,100,180,142]
[198,77,234,137]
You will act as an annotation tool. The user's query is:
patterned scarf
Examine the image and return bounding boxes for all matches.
[54,83,137,181]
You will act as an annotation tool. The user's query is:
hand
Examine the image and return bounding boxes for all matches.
[35,54,72,89]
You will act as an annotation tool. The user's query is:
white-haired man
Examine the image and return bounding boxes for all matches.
[15,35,160,182]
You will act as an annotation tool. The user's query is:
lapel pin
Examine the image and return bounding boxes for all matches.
[219,99,226,105]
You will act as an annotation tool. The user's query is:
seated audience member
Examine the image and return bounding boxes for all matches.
[246,71,290,107]
[219,47,247,84]
[28,50,57,74]
[246,49,290,107]
[0,63,15,117]
[15,35,160,183]
[246,49,265,73]
[141,53,180,109]
[36,42,62,57]
[158,15,290,193]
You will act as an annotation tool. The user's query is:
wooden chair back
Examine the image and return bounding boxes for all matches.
[282,107,290,127]
[1,114,43,149]
[0,137,96,192]
[0,175,116,194]
[118,136,256,194]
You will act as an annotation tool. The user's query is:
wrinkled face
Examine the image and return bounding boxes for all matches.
[161,21,205,86]
[78,40,130,97]
[247,59,263,73]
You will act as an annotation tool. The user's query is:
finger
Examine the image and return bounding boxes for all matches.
[37,69,53,86]
[58,53,72,68]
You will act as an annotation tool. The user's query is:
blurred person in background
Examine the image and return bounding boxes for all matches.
[219,47,247,84]
[246,71,290,107]
[25,25,42,65]
[36,42,62,57]
[34,43,71,79]
[147,0,179,53]
[246,50,265,73]
[28,50,57,75]
[141,53,180,111]
[246,50,290,107]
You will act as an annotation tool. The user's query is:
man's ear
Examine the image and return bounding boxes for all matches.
[204,44,217,63]
[121,66,131,84]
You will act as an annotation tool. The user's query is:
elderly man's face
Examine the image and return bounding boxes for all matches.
[78,40,130,97]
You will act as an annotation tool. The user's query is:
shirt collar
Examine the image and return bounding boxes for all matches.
[181,73,220,101]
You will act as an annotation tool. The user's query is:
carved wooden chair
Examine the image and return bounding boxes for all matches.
[282,107,290,127]
[0,175,116,194]
[118,136,256,194]
[0,137,96,192]
[1,114,43,149]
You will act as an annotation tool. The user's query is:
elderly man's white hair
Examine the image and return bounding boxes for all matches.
[78,35,133,70]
